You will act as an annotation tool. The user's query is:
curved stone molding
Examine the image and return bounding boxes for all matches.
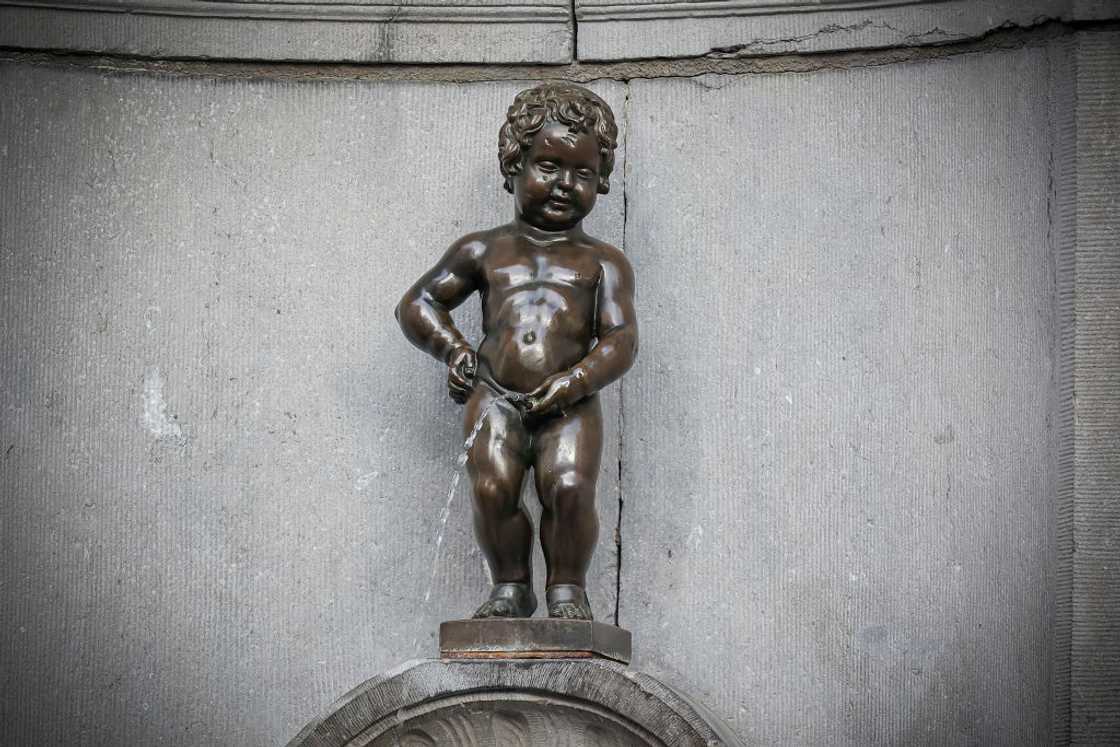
[0,0,572,63]
[288,659,744,746]
[574,0,1119,60]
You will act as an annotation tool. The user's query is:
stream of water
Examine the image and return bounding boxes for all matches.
[421,397,503,605]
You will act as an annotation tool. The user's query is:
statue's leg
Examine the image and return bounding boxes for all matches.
[532,393,602,620]
[464,385,535,617]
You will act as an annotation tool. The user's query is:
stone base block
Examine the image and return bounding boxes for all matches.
[439,618,632,664]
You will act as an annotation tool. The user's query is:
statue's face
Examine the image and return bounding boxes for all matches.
[513,121,601,231]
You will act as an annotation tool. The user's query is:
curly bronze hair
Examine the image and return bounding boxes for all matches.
[499,82,619,195]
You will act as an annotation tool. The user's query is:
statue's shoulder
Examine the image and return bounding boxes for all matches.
[447,226,504,262]
[584,236,631,272]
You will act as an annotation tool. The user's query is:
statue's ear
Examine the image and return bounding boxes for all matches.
[503,156,526,194]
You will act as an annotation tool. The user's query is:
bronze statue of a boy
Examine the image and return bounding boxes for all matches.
[396,83,637,621]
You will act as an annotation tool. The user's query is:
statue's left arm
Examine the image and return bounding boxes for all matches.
[526,248,638,414]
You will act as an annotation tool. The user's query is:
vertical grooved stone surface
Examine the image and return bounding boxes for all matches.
[1069,29,1120,746]
[1047,35,1077,746]
[620,49,1055,745]
[0,67,625,744]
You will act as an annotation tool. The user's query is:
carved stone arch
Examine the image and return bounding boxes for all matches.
[289,659,744,746]
[362,692,662,745]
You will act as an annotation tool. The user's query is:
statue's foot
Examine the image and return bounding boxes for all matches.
[472,582,537,619]
[546,584,593,621]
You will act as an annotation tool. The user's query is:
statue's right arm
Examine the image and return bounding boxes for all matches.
[395,235,484,364]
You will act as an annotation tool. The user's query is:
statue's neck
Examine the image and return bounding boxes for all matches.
[513,216,584,245]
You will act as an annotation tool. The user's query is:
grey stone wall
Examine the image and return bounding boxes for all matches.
[620,49,1057,745]
[1,19,1117,747]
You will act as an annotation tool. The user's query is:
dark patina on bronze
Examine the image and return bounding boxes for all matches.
[397,83,637,623]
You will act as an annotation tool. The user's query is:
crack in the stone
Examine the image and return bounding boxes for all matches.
[708,18,889,56]
[570,0,578,62]
[613,80,631,630]
[704,18,1040,58]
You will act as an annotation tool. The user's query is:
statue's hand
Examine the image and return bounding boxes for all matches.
[525,370,588,416]
[447,346,477,404]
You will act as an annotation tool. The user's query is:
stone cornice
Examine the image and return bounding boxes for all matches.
[0,0,1116,64]
[1,0,570,23]
[577,0,939,22]
[0,0,574,63]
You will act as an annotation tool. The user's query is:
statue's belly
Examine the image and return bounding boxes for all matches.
[480,286,593,391]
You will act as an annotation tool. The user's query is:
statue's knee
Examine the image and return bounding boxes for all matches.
[472,475,516,515]
[544,471,594,513]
